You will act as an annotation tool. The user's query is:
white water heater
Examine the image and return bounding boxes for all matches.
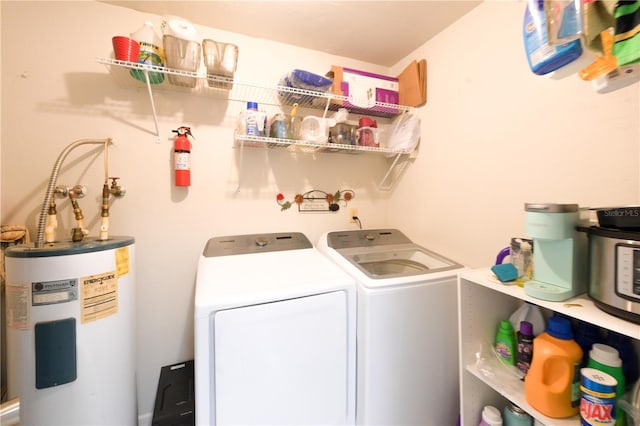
[5,237,136,425]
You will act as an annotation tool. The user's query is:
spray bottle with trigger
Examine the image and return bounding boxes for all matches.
[173,126,193,187]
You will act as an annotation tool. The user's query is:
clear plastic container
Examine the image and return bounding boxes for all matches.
[202,39,238,89]
[163,35,200,88]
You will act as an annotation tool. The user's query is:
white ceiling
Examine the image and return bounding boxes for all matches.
[102,1,482,66]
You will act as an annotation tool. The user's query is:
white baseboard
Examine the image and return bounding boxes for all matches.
[138,411,152,426]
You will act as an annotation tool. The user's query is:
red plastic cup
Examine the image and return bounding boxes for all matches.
[112,36,140,62]
[359,116,377,128]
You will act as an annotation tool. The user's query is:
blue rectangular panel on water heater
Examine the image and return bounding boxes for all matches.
[35,318,77,389]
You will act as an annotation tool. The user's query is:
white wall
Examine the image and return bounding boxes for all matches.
[0,1,394,420]
[1,0,639,422]
[389,0,640,267]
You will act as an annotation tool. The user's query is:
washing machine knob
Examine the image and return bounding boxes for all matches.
[365,233,376,241]
[255,237,269,247]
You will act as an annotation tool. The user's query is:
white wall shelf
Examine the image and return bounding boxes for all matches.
[233,134,413,191]
[458,268,639,426]
[97,57,417,191]
[96,57,413,121]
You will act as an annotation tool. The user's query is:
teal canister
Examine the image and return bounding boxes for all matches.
[587,344,625,426]
[503,403,532,426]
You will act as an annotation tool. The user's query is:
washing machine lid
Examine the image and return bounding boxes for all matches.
[336,244,461,280]
[320,229,463,283]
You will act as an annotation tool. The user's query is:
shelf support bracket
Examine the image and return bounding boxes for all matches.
[236,137,244,193]
[378,153,404,191]
[322,96,331,119]
[143,69,161,143]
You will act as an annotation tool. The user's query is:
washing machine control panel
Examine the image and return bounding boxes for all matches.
[327,229,411,249]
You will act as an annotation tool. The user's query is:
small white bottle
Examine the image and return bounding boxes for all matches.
[479,405,503,426]
[245,101,266,136]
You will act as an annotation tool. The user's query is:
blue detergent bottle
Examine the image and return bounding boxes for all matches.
[523,0,583,75]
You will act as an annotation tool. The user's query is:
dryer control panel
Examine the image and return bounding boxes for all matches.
[203,232,312,257]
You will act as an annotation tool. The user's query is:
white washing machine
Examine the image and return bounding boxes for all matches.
[194,232,357,426]
[317,229,465,426]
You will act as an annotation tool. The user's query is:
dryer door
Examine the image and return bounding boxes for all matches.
[213,290,350,425]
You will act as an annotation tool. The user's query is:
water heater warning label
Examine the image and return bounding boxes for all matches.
[81,271,118,324]
[6,282,30,330]
[115,246,130,277]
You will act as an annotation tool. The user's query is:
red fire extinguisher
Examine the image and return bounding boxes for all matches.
[173,126,193,186]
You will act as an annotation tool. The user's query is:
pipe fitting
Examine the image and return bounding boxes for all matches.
[109,177,126,198]
[54,185,70,198]
[35,138,112,247]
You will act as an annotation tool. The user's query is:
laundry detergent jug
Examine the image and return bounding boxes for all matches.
[524,315,583,418]
[130,21,165,84]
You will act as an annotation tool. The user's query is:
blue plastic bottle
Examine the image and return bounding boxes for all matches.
[523,0,583,75]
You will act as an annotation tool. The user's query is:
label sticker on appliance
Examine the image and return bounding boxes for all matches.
[115,246,130,277]
[5,281,31,330]
[32,278,78,306]
[80,271,118,324]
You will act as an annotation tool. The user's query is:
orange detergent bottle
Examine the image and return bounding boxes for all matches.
[524,315,583,418]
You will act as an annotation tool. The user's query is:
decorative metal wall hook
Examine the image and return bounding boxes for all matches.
[276,189,355,212]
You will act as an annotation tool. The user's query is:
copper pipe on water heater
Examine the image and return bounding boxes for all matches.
[98,182,110,241]
[68,189,89,242]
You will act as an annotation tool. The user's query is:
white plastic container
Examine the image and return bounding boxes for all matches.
[130,21,165,84]
[244,102,266,136]
[479,405,503,426]
[162,16,197,41]
[509,302,546,336]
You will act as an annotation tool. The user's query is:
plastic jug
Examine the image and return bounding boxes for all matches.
[524,315,583,418]
[130,21,165,84]
[509,302,545,336]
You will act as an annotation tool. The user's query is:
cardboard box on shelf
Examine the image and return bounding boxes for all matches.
[397,59,427,107]
[329,60,427,116]
[330,66,400,115]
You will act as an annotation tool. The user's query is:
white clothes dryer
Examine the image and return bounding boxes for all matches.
[194,232,357,426]
[317,229,465,426]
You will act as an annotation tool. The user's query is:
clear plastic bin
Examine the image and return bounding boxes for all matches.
[163,35,201,88]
